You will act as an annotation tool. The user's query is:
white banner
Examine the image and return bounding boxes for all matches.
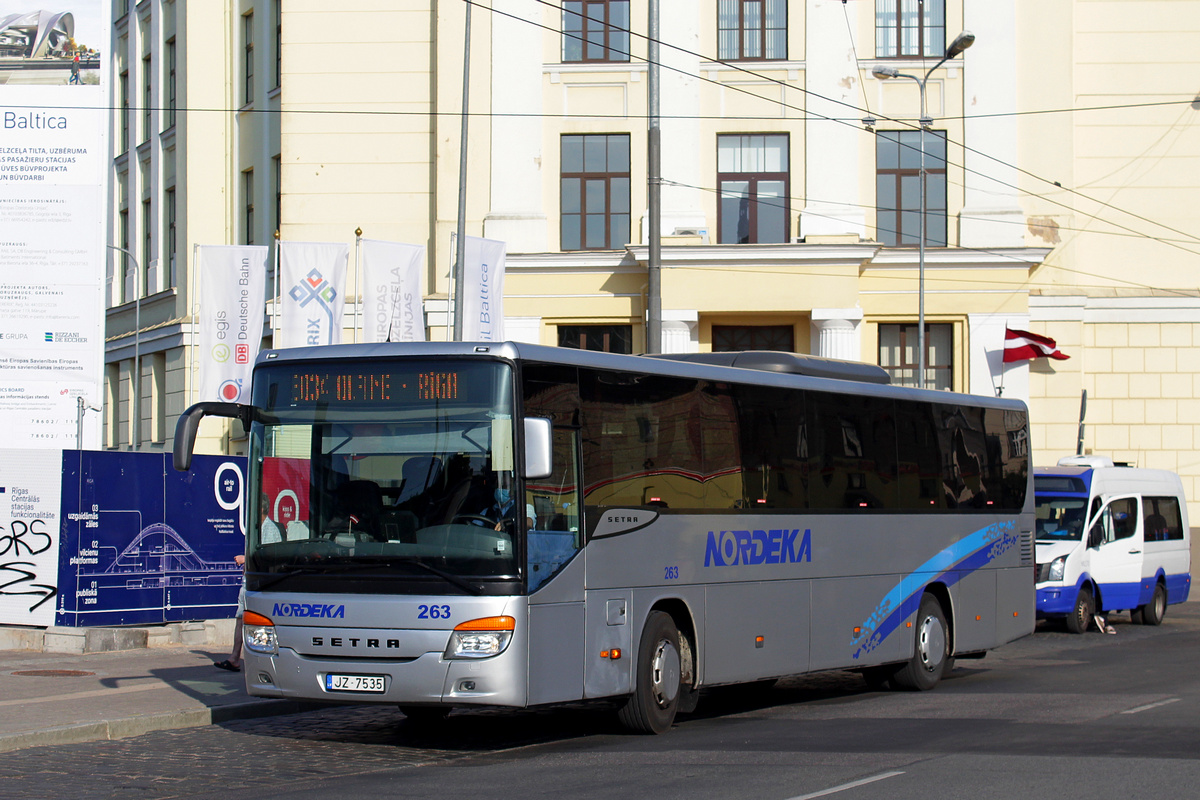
[279,241,349,348]
[361,239,425,343]
[0,449,62,626]
[460,235,507,341]
[0,2,109,448]
[196,246,268,403]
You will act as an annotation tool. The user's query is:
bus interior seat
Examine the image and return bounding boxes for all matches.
[396,456,443,506]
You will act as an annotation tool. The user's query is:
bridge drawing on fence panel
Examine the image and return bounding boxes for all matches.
[95,523,242,589]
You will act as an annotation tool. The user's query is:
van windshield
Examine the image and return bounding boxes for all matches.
[1035,495,1087,540]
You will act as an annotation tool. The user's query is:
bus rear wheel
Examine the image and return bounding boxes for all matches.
[618,611,682,734]
[892,593,949,691]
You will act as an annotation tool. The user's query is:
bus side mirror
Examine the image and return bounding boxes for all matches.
[523,417,553,480]
[1087,523,1103,549]
[173,402,255,472]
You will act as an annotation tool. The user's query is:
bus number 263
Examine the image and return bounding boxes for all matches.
[418,604,451,619]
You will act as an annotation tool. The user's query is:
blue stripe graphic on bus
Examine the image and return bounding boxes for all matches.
[851,520,1018,659]
[272,602,346,619]
[703,529,812,567]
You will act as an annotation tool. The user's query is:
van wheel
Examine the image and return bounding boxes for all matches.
[892,593,949,691]
[618,611,682,734]
[1066,587,1093,634]
[1137,583,1167,626]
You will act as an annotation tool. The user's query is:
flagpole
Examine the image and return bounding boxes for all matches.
[354,228,363,344]
[997,324,1008,397]
[272,230,280,348]
[189,243,199,405]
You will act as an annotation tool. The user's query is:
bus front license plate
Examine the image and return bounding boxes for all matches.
[325,673,386,693]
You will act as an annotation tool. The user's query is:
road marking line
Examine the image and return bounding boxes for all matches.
[1120,697,1180,715]
[786,771,905,800]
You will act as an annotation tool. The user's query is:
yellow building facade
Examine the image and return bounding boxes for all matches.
[110,1,1200,522]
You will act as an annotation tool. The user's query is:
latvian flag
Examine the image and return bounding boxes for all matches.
[1003,327,1069,363]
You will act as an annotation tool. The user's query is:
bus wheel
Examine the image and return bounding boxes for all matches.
[1137,583,1167,626]
[618,611,682,734]
[399,706,450,724]
[1066,587,1093,634]
[892,593,949,691]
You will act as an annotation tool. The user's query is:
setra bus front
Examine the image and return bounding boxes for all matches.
[174,349,553,715]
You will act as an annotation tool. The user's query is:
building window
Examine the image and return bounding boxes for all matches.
[718,0,786,61]
[166,38,176,129]
[142,54,151,143]
[563,1,630,63]
[712,325,794,351]
[118,206,129,303]
[243,168,255,245]
[876,0,945,58]
[243,12,254,106]
[119,69,129,152]
[142,198,152,294]
[273,154,282,236]
[717,134,789,244]
[875,130,947,246]
[114,0,130,21]
[561,134,630,251]
[165,186,177,287]
[275,0,282,89]
[879,323,952,390]
[150,352,167,443]
[559,325,633,353]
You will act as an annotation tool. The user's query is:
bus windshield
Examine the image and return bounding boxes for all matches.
[1035,495,1087,541]
[245,359,523,594]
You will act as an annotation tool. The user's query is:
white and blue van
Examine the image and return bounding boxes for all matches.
[1035,456,1191,633]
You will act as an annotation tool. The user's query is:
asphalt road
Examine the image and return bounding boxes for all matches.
[3,604,1199,799]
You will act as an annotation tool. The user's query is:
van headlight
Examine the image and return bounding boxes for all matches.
[1048,555,1067,582]
[445,616,515,659]
[243,610,278,655]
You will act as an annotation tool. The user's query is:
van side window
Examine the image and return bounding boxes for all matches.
[1107,497,1138,542]
[1144,495,1184,542]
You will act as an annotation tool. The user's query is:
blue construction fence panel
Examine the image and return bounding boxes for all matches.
[56,451,247,627]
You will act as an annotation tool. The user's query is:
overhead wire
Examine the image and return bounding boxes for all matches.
[508,0,1200,254]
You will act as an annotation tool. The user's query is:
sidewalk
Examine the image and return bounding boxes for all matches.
[0,622,327,753]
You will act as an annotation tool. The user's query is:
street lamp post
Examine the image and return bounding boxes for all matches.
[107,244,141,450]
[872,31,974,390]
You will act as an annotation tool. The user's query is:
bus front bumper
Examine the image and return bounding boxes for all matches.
[243,647,528,708]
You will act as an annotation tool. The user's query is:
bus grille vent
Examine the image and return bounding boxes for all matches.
[1019,530,1034,566]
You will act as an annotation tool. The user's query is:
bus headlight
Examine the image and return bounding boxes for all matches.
[243,610,278,655]
[1048,556,1067,583]
[445,615,515,659]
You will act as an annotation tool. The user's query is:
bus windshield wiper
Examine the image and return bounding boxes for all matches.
[382,557,483,595]
[253,562,395,591]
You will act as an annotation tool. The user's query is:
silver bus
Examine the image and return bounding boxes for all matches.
[174,342,1034,733]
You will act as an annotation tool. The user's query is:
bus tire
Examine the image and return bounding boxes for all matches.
[1137,583,1167,626]
[892,593,949,691]
[618,611,682,734]
[1066,587,1093,634]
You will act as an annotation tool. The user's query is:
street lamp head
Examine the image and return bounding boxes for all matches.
[872,65,900,79]
[945,30,975,59]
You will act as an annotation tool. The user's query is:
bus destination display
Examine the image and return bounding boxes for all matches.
[289,370,460,404]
